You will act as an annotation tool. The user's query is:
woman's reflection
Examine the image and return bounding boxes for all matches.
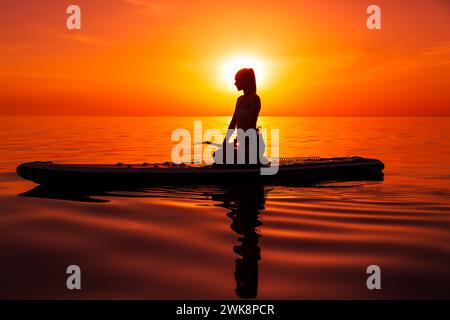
[210,184,267,299]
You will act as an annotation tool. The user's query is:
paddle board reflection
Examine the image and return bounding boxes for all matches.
[19,183,269,298]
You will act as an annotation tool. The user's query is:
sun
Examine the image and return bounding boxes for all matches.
[220,55,266,90]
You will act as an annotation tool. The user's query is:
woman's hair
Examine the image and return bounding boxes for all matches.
[235,68,257,94]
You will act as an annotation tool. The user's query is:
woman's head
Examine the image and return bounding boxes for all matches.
[234,68,256,94]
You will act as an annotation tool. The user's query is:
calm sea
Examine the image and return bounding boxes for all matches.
[0,116,449,299]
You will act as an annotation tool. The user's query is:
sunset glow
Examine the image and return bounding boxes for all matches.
[0,0,449,116]
[220,55,267,90]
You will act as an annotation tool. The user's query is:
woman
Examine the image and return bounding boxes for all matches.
[227,68,261,133]
[214,68,264,165]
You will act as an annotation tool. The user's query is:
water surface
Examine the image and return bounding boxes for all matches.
[0,116,449,299]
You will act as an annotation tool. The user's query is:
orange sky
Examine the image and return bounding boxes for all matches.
[0,0,449,116]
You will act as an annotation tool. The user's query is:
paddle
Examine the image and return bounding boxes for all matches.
[197,141,223,147]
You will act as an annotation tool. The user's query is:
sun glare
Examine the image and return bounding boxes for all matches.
[221,55,266,90]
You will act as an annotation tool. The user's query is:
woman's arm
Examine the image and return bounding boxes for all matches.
[223,97,241,144]
[223,110,237,144]
[228,110,237,130]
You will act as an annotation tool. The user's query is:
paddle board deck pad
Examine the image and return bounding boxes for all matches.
[16,157,384,188]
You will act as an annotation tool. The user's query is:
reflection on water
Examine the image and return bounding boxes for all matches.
[209,184,266,298]
[19,174,386,299]
[20,183,269,299]
[13,174,450,299]
[1,117,450,299]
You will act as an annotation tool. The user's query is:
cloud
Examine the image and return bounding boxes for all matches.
[419,41,450,64]
[55,33,110,46]
[0,44,30,52]
[122,0,164,14]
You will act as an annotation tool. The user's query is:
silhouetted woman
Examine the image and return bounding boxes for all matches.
[227,68,261,134]
[214,68,263,164]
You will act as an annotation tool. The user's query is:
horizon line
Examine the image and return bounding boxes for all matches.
[1,115,450,118]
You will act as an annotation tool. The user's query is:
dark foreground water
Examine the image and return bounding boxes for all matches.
[0,116,449,299]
